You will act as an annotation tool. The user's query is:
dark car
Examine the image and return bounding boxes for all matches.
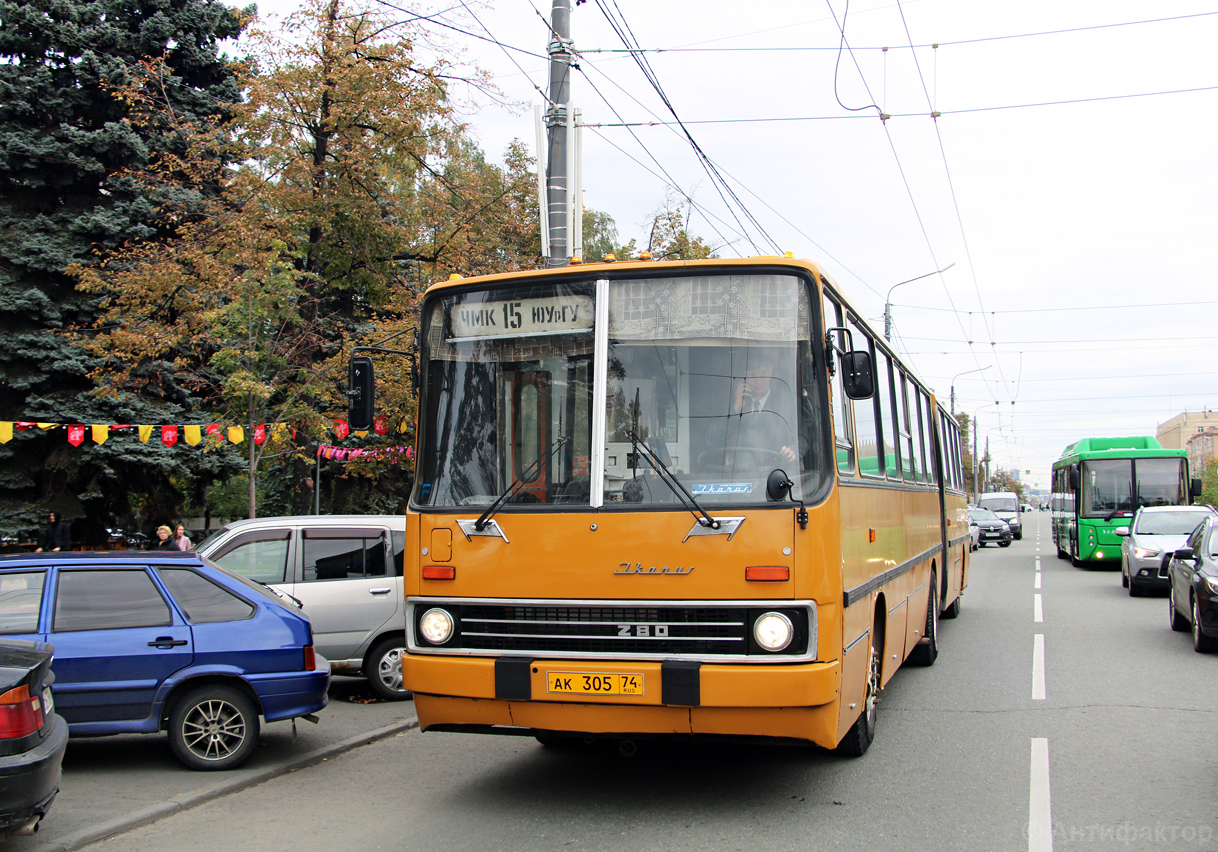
[969,508,1013,548]
[0,639,67,836]
[0,551,329,770]
[1167,515,1218,653]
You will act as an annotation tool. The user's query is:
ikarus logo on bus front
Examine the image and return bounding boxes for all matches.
[614,562,695,575]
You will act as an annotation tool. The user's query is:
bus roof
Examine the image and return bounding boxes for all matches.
[1054,436,1186,465]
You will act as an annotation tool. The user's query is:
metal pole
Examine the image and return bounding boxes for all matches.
[314,454,321,515]
[544,0,573,267]
[883,262,954,342]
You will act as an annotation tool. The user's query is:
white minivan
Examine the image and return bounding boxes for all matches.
[197,515,409,699]
[977,492,1023,540]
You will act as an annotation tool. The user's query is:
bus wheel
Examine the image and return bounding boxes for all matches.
[910,576,938,666]
[942,592,961,620]
[836,626,880,757]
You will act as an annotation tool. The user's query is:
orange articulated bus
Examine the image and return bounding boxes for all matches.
[374,256,968,755]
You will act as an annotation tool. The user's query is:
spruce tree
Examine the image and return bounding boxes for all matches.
[0,0,248,544]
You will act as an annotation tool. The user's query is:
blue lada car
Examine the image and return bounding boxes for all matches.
[0,551,329,770]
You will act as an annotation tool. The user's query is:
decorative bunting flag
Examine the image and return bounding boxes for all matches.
[333,420,350,439]
[67,425,86,447]
[206,425,225,443]
[138,425,154,443]
[228,426,244,444]
[253,424,267,445]
[91,424,109,445]
[183,425,202,446]
[373,415,388,436]
[162,425,178,447]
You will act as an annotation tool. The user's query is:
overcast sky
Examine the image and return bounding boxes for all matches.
[255,0,1218,490]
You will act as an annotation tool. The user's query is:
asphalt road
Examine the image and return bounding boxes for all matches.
[15,513,1218,852]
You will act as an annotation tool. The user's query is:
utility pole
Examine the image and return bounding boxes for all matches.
[542,0,576,267]
[883,262,954,342]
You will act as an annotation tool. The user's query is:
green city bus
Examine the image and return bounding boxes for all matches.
[1051,436,1202,565]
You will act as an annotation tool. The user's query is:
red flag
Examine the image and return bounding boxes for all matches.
[67,425,86,447]
[333,420,350,440]
[254,424,267,445]
[161,425,178,446]
[373,415,389,436]
[206,424,225,442]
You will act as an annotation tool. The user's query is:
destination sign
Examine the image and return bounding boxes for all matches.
[450,295,594,339]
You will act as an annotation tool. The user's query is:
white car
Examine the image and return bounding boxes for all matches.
[197,515,409,700]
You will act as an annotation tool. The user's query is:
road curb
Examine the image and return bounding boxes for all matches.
[30,717,420,852]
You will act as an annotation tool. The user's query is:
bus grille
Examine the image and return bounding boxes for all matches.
[408,599,814,660]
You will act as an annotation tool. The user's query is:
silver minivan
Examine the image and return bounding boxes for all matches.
[197,516,409,700]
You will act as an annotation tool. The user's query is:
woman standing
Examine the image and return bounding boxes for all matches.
[152,525,175,550]
[171,524,192,551]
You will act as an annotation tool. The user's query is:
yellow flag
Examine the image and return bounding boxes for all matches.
[184,425,202,446]
[37,423,57,431]
[138,425,153,443]
[0,423,11,444]
[354,430,368,438]
[228,426,244,444]
[91,424,109,444]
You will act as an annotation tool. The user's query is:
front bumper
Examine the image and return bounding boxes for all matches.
[405,653,843,746]
[1129,557,1170,589]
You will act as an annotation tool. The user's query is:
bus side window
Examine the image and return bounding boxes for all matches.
[848,316,882,477]
[897,371,917,482]
[875,350,901,480]
[822,292,855,475]
[924,395,940,486]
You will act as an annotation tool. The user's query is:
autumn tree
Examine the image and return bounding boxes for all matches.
[0,0,249,542]
[74,0,541,517]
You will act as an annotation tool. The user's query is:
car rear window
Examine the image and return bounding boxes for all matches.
[0,571,45,634]
[157,568,256,623]
[54,569,172,631]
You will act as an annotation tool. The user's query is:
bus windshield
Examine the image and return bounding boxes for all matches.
[1080,457,1187,517]
[414,272,826,510]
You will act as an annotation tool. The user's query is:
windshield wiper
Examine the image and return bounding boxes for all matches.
[628,388,719,530]
[474,436,571,531]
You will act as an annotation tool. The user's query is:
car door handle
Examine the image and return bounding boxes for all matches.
[148,638,188,647]
[369,588,392,595]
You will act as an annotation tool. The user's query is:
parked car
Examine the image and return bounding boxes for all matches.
[977,492,1022,540]
[1117,505,1216,596]
[1167,515,1218,653]
[970,508,1012,548]
[968,512,980,551]
[196,516,409,700]
[0,552,329,770]
[0,639,67,836]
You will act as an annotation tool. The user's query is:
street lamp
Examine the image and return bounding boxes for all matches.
[949,365,991,414]
[883,262,955,342]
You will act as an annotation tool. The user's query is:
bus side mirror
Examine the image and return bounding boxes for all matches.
[1190,478,1203,502]
[348,355,375,431]
[841,351,874,400]
[1068,465,1080,491]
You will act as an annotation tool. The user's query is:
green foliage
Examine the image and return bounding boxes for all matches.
[1199,459,1218,509]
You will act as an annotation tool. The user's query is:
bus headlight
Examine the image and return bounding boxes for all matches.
[753,612,794,652]
[419,608,455,645]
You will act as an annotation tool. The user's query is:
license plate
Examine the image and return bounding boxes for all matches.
[546,672,644,696]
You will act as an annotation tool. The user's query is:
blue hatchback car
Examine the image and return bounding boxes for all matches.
[0,551,329,770]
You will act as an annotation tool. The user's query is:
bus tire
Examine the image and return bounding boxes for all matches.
[909,575,938,666]
[836,622,881,757]
[942,593,961,620]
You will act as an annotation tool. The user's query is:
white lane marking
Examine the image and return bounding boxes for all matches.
[1035,557,1041,570]
[1035,574,1041,589]
[1032,634,1046,700]
[1034,593,1043,622]
[1029,738,1054,852]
